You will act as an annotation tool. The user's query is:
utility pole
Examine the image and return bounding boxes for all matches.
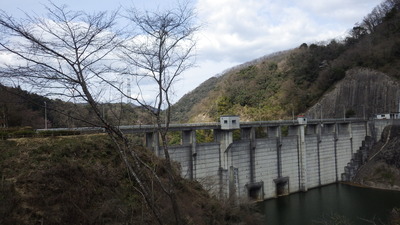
[292,109,294,123]
[127,77,132,104]
[316,103,323,123]
[320,103,323,123]
[44,101,47,129]
[343,105,346,121]
[362,105,365,120]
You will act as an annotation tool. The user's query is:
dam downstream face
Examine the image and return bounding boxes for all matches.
[258,183,400,225]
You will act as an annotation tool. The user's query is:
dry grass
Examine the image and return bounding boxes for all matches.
[0,135,262,225]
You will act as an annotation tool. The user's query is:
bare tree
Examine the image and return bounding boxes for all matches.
[0,2,198,224]
[361,0,400,33]
[119,3,199,224]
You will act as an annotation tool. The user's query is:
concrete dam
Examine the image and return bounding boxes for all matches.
[123,117,395,201]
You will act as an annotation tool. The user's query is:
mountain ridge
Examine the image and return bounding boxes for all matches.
[171,1,400,123]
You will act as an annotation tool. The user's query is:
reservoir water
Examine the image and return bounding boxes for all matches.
[258,183,400,225]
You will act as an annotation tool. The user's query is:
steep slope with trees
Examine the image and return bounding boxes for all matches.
[172,0,400,122]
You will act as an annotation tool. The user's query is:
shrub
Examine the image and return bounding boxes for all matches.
[0,132,8,140]
[12,130,35,137]
[37,130,80,137]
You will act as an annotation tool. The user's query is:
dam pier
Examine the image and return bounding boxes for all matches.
[119,117,396,200]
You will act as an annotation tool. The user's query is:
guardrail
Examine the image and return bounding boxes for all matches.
[35,118,369,134]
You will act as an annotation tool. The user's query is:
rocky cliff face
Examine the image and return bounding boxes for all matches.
[306,68,400,119]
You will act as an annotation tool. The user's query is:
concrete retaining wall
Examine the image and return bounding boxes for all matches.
[195,143,220,179]
[305,135,319,188]
[159,120,395,200]
[280,136,300,193]
[169,145,192,179]
[254,138,278,198]
[229,141,251,198]
[319,132,335,185]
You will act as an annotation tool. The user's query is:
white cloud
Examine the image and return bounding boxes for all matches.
[196,0,329,62]
[296,0,380,19]
[0,0,384,103]
[0,52,16,65]
[194,0,382,63]
[170,0,383,102]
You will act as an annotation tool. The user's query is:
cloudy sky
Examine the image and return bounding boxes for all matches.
[1,0,381,103]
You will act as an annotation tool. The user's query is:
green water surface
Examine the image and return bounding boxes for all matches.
[259,183,400,225]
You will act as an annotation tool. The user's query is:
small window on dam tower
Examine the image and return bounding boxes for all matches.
[220,116,240,130]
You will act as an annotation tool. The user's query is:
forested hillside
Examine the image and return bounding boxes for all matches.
[0,85,49,128]
[172,0,400,122]
[1,0,400,126]
[0,85,151,129]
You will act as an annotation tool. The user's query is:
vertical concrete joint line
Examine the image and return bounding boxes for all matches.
[317,123,322,186]
[334,124,339,182]
[249,127,256,183]
[191,130,197,180]
[276,126,282,178]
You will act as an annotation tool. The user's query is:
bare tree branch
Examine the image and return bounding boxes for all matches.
[120,2,199,224]
[0,3,189,224]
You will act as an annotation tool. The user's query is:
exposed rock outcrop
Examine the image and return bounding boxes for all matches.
[307,68,400,119]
